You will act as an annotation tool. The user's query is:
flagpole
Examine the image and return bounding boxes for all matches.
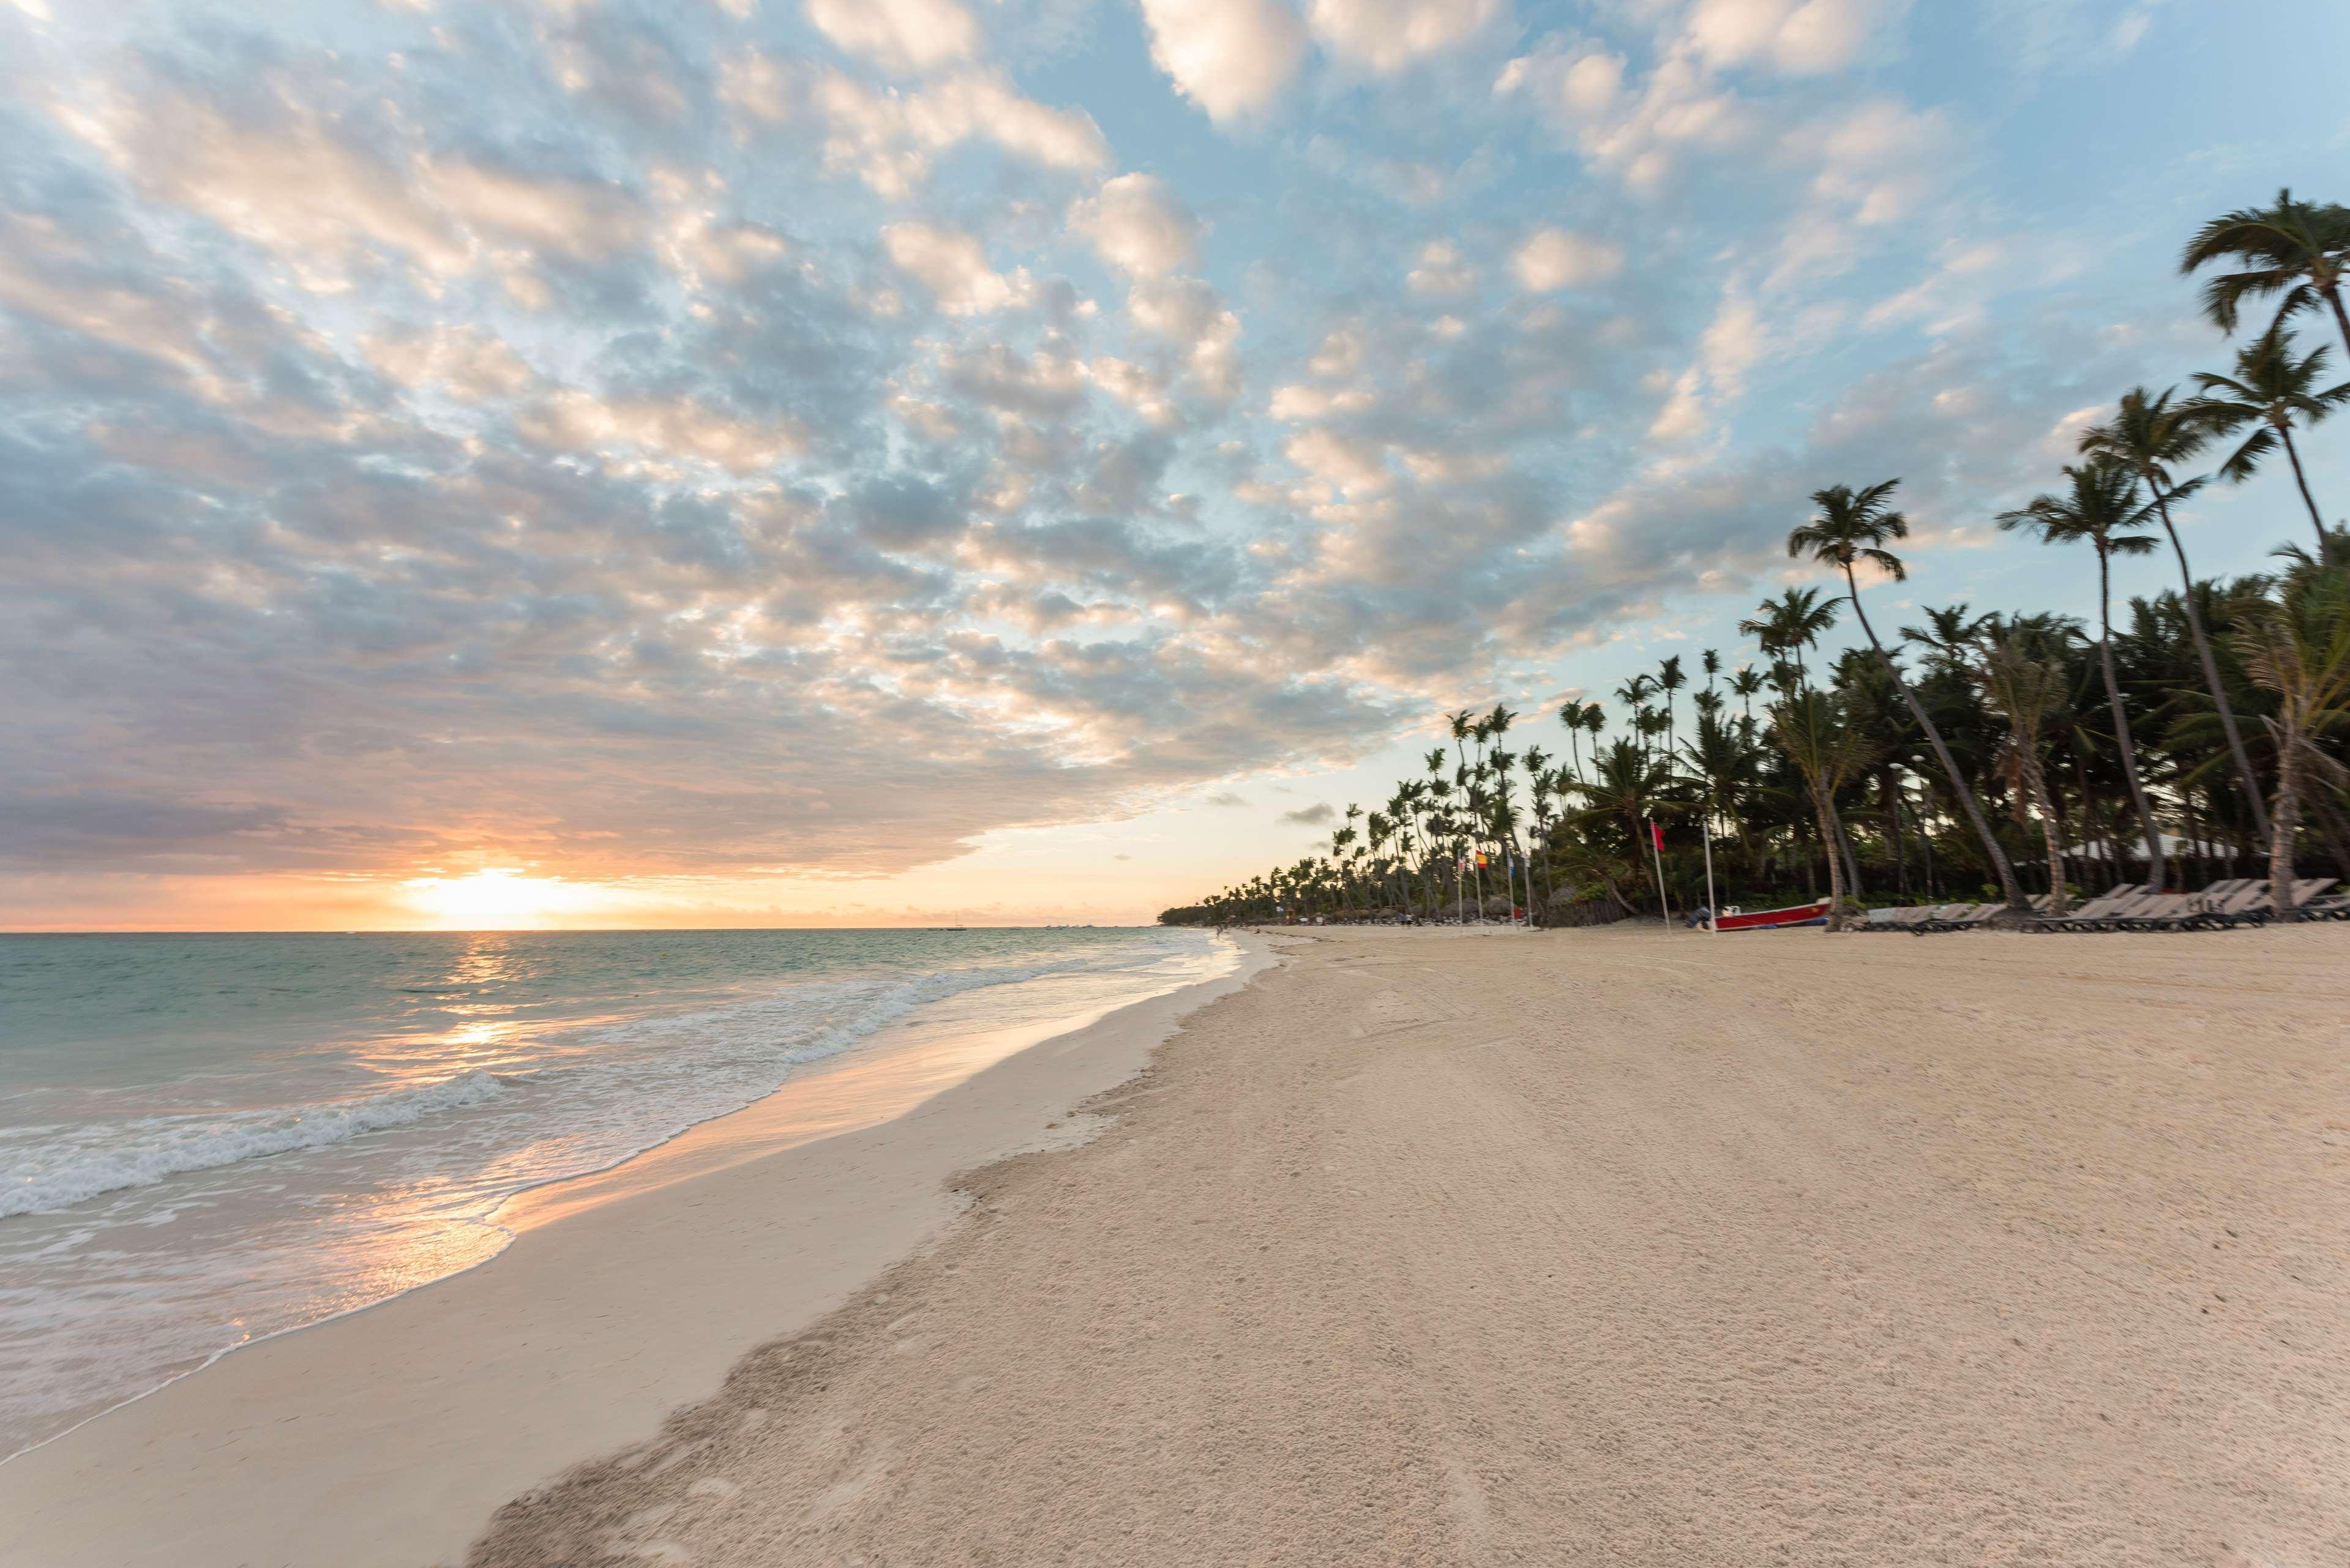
[1647,818,1675,929]
[1699,807,1719,933]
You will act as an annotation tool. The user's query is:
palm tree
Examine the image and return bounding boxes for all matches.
[2188,328,2350,550]
[2232,564,2350,917]
[1558,700,1588,783]
[1997,459,2169,889]
[1768,691,1879,929]
[1487,706,1525,910]
[1446,709,1475,791]
[1581,701,1606,766]
[1788,479,2031,914]
[1727,668,1764,733]
[1740,588,1839,689]
[1899,603,1995,674]
[1523,748,1557,918]
[1978,635,2073,916]
[2079,387,2271,841]
[1656,655,1686,760]
[1613,676,1655,764]
[1679,706,1761,875]
[2180,188,2350,354]
[1560,739,1679,919]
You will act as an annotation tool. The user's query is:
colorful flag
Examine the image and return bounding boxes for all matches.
[1648,819,1665,852]
[1475,850,1489,868]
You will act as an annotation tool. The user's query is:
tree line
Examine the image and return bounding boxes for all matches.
[1162,191,2350,931]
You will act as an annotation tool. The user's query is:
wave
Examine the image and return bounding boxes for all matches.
[1,1069,513,1219]
[0,941,1197,1222]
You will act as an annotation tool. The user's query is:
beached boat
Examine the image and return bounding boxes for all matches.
[1711,897,1832,931]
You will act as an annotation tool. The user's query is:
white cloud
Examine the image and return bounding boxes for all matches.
[1497,40,1746,193]
[803,0,981,75]
[1069,173,1200,278]
[1686,0,1892,75]
[1406,238,1475,296]
[1306,0,1505,75]
[1802,98,1948,225]
[1137,0,1308,124]
[364,325,534,400]
[515,390,806,474]
[1510,228,1622,292]
[1648,289,1767,442]
[1285,425,1390,496]
[883,220,1026,313]
[716,50,794,124]
[1128,275,1243,400]
[815,70,1108,195]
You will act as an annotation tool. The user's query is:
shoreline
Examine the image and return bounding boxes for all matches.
[0,932,1272,1568]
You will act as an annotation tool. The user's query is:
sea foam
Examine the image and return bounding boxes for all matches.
[3,950,1107,1220]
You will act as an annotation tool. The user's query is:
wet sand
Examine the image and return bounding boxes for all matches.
[470,922,2350,1567]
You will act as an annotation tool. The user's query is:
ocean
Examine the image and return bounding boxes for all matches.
[0,926,1233,1457]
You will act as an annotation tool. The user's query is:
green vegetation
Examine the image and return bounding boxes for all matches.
[1163,193,2350,930]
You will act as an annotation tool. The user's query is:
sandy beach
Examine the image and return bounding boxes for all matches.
[10,922,2350,1566]
[0,941,1267,1568]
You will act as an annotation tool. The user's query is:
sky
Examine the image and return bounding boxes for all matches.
[2,0,2346,930]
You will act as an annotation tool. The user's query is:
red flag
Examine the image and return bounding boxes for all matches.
[1648,819,1664,853]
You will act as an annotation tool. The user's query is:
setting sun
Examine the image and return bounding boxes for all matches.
[398,868,605,930]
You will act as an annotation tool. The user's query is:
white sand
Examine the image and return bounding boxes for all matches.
[0,941,1269,1568]
[467,922,2350,1567]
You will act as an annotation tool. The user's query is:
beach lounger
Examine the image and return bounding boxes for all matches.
[2033,888,2160,933]
[2110,894,2235,932]
[2217,878,2335,925]
[1912,902,2011,934]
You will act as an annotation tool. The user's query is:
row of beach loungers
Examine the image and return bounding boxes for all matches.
[1857,878,2347,935]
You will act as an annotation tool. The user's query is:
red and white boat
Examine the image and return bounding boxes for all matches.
[1710,897,1831,931]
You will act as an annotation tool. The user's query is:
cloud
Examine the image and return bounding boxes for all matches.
[812,70,1110,195]
[1070,174,1202,279]
[1406,239,1475,296]
[1137,0,1309,124]
[882,220,1028,314]
[1279,802,1336,824]
[803,0,982,75]
[364,326,534,401]
[1510,228,1623,292]
[1686,0,1894,75]
[1307,0,1506,75]
[1207,791,1248,806]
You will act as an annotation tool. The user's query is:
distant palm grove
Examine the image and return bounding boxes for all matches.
[1162,191,2350,931]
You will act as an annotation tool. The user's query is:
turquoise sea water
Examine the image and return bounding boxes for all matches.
[0,927,1229,1456]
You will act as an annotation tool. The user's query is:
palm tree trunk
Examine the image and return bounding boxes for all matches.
[2269,740,2303,919]
[2327,280,2350,366]
[1539,824,1558,918]
[1885,765,1909,897]
[2096,548,2168,889]
[1809,791,1847,928]
[2280,425,2330,552]
[1841,566,2029,911]
[2020,750,2069,916]
[2148,484,2273,840]
[1830,802,1865,896]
